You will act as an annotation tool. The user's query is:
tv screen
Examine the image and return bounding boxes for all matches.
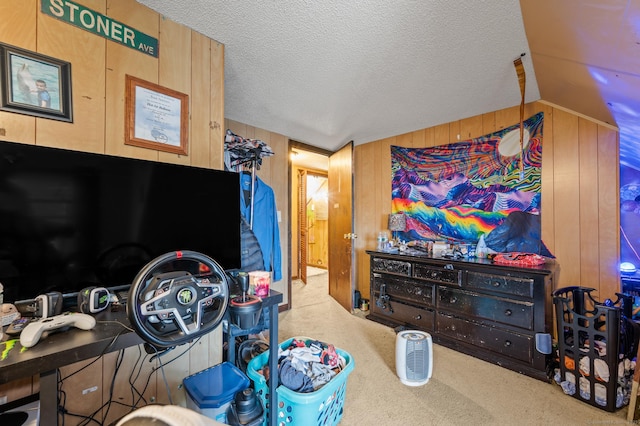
[0,140,241,303]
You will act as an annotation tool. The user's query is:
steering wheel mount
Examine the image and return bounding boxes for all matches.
[127,250,230,348]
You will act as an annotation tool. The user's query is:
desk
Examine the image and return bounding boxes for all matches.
[0,290,283,426]
[0,309,143,425]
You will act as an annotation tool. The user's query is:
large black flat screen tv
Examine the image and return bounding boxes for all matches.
[0,140,241,303]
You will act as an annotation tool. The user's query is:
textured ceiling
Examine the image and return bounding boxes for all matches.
[136,0,539,152]
[136,0,640,156]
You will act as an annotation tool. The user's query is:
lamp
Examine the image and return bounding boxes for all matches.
[388,213,406,244]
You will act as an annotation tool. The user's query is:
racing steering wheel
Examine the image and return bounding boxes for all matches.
[127,250,230,348]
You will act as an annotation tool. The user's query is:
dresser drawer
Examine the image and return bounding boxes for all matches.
[467,271,534,298]
[372,257,411,276]
[372,298,435,331]
[438,287,534,330]
[372,273,435,306]
[437,313,533,363]
[413,263,461,286]
[366,250,555,381]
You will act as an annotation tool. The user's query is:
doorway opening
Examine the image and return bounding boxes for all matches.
[290,145,329,286]
[289,141,354,313]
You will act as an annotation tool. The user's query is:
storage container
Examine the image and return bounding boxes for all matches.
[183,362,250,423]
[246,337,355,426]
[553,286,636,412]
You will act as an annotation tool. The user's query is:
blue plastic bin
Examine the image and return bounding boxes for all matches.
[246,337,355,426]
[183,361,250,423]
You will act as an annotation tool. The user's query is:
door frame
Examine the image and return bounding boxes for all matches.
[288,141,332,304]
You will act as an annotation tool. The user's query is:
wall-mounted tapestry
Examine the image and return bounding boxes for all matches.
[391,111,552,256]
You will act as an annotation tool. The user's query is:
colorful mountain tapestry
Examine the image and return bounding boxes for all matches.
[391,112,544,246]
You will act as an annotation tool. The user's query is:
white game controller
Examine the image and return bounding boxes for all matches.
[20,312,96,348]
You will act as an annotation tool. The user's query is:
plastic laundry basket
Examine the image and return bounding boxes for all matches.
[246,337,355,426]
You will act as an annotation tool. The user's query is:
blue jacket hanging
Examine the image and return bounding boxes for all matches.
[240,173,282,281]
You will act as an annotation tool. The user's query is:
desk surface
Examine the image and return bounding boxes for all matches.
[0,290,283,385]
[0,309,142,385]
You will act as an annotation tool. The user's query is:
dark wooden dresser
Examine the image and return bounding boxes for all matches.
[366,250,558,381]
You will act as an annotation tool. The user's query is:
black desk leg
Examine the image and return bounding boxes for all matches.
[268,305,278,426]
[226,322,236,366]
[41,369,58,426]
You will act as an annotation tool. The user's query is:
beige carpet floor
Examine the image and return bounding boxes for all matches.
[276,271,632,425]
[306,266,327,277]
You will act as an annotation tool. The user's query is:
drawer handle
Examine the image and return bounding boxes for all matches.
[504,340,512,347]
[504,309,513,316]
[450,297,457,304]
[414,314,422,320]
[492,281,501,287]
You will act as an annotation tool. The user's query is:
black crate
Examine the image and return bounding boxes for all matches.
[553,286,634,412]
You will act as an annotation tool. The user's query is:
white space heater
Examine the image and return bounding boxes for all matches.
[396,330,433,386]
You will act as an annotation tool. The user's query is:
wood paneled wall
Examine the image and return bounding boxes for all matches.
[308,220,329,268]
[225,119,290,307]
[354,101,620,301]
[0,0,225,418]
[0,0,622,417]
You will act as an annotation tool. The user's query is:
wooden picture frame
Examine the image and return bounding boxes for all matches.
[125,75,189,155]
[0,42,73,122]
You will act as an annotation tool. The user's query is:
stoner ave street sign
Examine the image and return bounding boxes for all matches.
[41,0,159,58]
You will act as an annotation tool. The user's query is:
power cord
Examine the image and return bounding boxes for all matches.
[143,337,203,406]
[56,320,203,424]
[56,322,142,425]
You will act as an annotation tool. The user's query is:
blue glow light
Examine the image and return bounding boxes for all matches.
[620,262,636,274]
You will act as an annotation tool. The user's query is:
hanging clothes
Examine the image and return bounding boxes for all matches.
[240,173,282,281]
[224,129,274,171]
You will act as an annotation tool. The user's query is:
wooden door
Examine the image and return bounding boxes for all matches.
[298,169,308,284]
[328,142,354,312]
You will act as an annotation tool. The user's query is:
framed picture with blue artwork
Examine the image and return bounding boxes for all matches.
[0,42,73,122]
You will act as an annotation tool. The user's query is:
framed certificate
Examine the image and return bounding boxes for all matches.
[125,74,189,155]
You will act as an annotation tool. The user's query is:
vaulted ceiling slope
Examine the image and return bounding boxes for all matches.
[521,0,640,162]
[137,0,638,153]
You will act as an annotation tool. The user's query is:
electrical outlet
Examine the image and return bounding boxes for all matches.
[0,395,8,405]
[82,386,98,395]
